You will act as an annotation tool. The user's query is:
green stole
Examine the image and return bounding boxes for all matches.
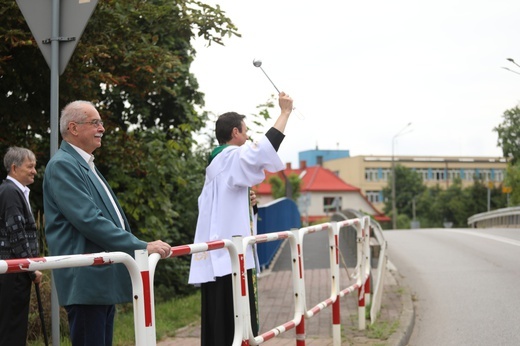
[208,144,229,164]
[248,187,260,332]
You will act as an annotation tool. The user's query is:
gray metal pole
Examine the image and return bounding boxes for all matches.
[50,0,59,155]
[50,0,60,344]
[391,140,396,230]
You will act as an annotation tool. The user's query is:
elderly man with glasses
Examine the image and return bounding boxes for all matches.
[43,100,171,346]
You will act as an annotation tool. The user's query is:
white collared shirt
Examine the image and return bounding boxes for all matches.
[6,175,31,212]
[68,142,126,230]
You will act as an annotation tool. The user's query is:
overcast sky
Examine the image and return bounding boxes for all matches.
[190,0,520,167]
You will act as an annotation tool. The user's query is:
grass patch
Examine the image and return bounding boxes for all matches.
[366,319,400,340]
[154,291,201,340]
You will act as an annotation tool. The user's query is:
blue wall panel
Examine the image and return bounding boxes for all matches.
[256,198,301,270]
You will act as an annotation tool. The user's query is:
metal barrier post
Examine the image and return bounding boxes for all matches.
[147,240,240,345]
[296,316,305,346]
[330,222,342,346]
[363,218,372,309]
[357,220,367,331]
[370,222,387,323]
[232,235,250,346]
[134,249,155,346]
[356,216,372,331]
[250,230,304,344]
[294,227,306,346]
[148,253,161,344]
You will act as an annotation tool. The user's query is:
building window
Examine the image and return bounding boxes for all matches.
[416,168,429,181]
[323,196,342,213]
[478,169,491,181]
[365,168,378,182]
[494,169,504,182]
[432,169,445,181]
[382,168,391,182]
[448,169,461,181]
[366,191,380,203]
[463,169,475,181]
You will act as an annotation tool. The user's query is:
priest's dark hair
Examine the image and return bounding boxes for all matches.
[215,112,246,145]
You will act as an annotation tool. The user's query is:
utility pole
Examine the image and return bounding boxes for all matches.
[16,1,98,344]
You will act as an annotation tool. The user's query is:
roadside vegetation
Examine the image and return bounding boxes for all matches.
[382,165,508,229]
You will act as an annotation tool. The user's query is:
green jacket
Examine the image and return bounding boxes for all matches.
[43,141,147,306]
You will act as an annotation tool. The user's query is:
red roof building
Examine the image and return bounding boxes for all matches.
[254,161,390,225]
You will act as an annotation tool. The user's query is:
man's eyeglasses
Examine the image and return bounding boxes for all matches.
[75,119,104,127]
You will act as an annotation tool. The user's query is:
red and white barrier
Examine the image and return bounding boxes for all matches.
[209,216,372,346]
[1,216,377,346]
[0,251,152,345]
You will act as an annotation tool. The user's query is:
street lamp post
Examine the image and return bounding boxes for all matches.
[391,122,412,229]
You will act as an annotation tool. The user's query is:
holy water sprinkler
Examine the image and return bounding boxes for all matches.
[252,59,281,94]
[252,59,305,119]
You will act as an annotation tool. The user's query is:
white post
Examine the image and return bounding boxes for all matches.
[231,236,247,346]
[357,220,366,331]
[134,249,153,346]
[330,222,342,346]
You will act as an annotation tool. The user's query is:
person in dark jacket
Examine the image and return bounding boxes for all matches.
[0,146,42,346]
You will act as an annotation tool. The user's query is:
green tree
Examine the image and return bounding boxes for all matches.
[493,105,520,207]
[383,165,426,220]
[494,106,520,164]
[1,0,240,297]
[1,0,239,179]
[415,185,443,228]
[504,163,520,205]
[463,179,489,217]
[414,179,507,228]
[436,178,467,227]
[268,173,302,201]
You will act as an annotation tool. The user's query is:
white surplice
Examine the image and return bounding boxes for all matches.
[188,135,284,285]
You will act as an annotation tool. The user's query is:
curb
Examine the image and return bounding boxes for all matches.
[386,261,415,346]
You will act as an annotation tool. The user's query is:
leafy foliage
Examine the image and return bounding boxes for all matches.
[1,0,240,297]
[494,106,520,164]
[1,0,240,157]
[493,105,520,205]
[504,163,520,205]
[382,165,426,218]
[383,166,508,228]
[268,173,302,201]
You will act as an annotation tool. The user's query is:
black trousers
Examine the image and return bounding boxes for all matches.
[0,272,32,346]
[201,269,258,346]
[65,304,116,346]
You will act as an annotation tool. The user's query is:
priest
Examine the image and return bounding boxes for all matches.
[189,92,294,345]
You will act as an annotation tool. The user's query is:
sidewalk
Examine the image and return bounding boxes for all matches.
[158,262,414,345]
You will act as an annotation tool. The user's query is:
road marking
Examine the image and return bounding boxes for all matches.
[441,229,520,247]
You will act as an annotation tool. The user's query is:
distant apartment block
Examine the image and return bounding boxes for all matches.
[323,155,508,211]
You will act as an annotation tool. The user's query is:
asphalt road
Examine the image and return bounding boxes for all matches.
[385,228,520,346]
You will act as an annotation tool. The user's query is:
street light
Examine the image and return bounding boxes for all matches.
[502,58,520,75]
[391,122,412,229]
